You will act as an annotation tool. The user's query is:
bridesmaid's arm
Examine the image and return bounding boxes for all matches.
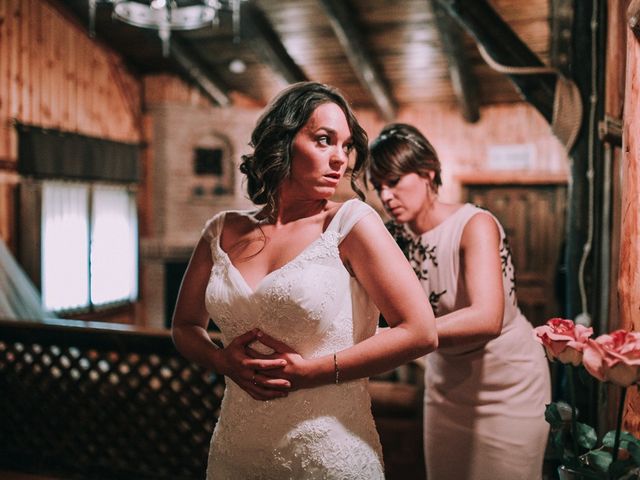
[254,212,438,389]
[431,212,504,348]
[171,237,290,400]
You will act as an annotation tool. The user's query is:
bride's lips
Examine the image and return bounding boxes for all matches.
[323,173,341,185]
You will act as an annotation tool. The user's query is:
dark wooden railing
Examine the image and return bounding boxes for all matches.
[0,318,424,480]
[0,318,224,480]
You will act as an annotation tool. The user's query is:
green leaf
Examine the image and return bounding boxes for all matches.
[576,422,598,449]
[584,450,612,474]
[601,430,638,450]
[545,402,564,427]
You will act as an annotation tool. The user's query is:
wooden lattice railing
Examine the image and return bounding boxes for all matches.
[0,318,225,480]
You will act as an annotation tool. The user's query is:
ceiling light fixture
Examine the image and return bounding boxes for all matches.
[228,58,247,74]
[88,0,242,57]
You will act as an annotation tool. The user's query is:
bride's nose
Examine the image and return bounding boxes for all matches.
[329,147,347,167]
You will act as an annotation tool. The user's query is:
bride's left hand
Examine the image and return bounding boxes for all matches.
[247,331,313,390]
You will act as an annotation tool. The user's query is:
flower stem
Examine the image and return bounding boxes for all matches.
[611,386,627,464]
[567,364,580,460]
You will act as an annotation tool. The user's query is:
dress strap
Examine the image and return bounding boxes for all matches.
[201,211,226,244]
[325,199,377,243]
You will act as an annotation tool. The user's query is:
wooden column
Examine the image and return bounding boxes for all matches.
[590,0,629,436]
[621,0,640,435]
[620,0,640,332]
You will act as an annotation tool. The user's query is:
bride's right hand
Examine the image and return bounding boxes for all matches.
[218,329,292,401]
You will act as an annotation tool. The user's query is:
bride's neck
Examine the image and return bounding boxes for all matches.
[261,197,328,226]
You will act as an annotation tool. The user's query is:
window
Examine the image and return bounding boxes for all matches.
[194,147,224,175]
[41,180,138,312]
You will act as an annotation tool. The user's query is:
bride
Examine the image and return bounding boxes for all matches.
[171,81,437,479]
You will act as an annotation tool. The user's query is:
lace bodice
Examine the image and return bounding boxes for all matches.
[201,199,384,480]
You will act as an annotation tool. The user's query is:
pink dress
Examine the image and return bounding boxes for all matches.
[388,203,551,480]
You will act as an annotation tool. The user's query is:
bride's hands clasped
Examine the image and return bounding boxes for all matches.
[218,329,292,401]
[247,331,315,392]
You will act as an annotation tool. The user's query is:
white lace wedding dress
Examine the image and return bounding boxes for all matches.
[201,199,385,480]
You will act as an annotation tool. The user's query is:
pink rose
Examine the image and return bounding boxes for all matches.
[533,317,593,365]
[582,330,640,387]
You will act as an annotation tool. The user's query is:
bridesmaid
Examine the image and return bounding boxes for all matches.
[368,123,551,480]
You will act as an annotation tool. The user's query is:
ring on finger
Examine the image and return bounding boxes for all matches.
[251,371,257,385]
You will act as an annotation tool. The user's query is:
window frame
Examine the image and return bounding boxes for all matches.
[19,179,140,317]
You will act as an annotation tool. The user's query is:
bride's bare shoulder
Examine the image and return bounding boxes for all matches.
[221,210,262,237]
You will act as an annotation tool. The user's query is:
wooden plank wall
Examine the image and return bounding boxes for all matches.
[0,0,143,247]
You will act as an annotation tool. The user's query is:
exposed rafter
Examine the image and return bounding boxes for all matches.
[435,0,556,122]
[430,0,480,123]
[241,2,308,85]
[318,0,396,121]
[170,39,231,107]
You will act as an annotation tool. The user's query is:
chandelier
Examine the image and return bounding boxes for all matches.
[88,0,242,56]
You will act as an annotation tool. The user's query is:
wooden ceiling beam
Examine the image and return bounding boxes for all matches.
[318,0,397,121]
[242,3,308,84]
[435,0,556,123]
[170,39,231,107]
[430,0,480,123]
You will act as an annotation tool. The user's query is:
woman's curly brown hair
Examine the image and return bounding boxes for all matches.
[240,82,369,214]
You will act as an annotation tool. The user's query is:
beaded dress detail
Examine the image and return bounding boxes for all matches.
[201,199,384,480]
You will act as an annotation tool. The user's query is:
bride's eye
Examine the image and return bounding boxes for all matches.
[316,135,329,146]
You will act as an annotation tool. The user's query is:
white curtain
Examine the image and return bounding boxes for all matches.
[42,181,90,311]
[90,184,138,306]
[41,181,138,312]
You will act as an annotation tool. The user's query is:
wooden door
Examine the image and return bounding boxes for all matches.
[461,176,567,327]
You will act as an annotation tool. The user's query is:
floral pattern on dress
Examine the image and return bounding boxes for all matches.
[386,221,438,281]
[500,235,517,304]
[429,290,447,315]
[386,221,448,314]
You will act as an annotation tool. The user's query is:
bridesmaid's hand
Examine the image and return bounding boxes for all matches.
[248,332,313,391]
[219,329,292,401]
